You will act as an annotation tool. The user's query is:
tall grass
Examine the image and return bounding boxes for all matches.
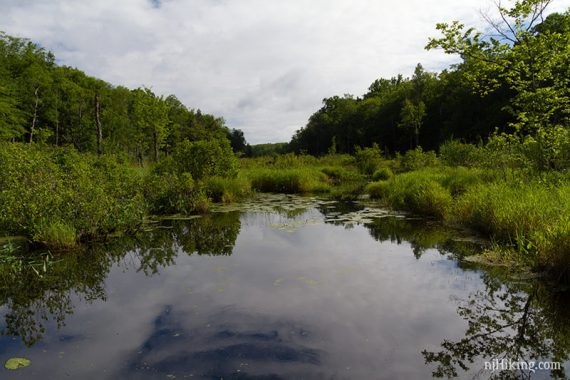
[366,164,570,277]
[239,153,363,195]
[243,168,331,194]
[450,181,570,271]
[203,176,252,203]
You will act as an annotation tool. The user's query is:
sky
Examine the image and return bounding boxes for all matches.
[0,0,567,144]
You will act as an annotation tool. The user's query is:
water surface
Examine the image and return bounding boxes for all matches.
[1,195,569,379]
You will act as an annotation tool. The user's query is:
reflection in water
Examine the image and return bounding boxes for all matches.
[0,252,110,347]
[0,212,241,347]
[422,274,570,379]
[320,201,483,259]
[122,306,321,379]
[0,196,568,379]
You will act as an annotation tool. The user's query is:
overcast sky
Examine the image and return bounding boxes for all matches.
[0,0,566,143]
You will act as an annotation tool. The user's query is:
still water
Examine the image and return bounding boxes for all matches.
[1,195,569,379]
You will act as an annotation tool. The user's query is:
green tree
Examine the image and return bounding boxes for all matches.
[427,1,570,136]
[399,98,426,148]
[132,87,169,162]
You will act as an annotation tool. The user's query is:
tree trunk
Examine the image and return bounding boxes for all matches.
[153,130,159,162]
[29,86,40,143]
[95,93,103,155]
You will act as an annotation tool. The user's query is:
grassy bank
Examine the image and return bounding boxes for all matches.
[364,143,570,279]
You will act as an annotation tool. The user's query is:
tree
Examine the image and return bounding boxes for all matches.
[0,85,25,140]
[132,87,169,162]
[426,1,570,136]
[226,128,248,155]
[399,98,426,148]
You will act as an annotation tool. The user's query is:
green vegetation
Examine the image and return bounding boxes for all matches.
[0,0,569,282]
[4,357,31,370]
[240,153,363,195]
[364,140,570,278]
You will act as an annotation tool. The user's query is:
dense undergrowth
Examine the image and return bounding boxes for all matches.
[0,140,241,249]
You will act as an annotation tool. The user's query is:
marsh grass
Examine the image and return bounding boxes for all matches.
[244,168,331,194]
[367,164,570,275]
[239,153,363,195]
[33,221,77,250]
[203,176,252,203]
[450,181,570,271]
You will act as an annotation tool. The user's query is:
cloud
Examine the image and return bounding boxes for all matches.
[1,0,561,143]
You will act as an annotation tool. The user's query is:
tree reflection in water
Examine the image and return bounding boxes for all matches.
[422,274,570,379]
[0,212,241,347]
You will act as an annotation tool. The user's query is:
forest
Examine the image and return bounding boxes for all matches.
[0,0,569,282]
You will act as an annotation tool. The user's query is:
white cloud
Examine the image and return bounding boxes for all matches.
[1,0,564,143]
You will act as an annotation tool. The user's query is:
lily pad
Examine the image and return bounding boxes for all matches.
[4,357,31,370]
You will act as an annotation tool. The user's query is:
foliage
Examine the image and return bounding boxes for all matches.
[439,140,486,167]
[0,143,145,248]
[427,1,570,154]
[143,172,208,215]
[156,138,238,180]
[354,144,383,175]
[399,147,440,172]
[248,142,289,157]
[0,31,239,161]
[372,167,394,181]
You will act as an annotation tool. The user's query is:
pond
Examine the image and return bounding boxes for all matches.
[1,195,569,379]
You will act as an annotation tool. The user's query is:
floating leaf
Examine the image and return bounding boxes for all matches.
[4,357,31,370]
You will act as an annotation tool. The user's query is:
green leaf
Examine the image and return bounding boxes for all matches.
[4,357,32,370]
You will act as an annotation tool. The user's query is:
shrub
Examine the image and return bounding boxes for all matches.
[399,147,439,172]
[0,143,145,245]
[372,167,394,181]
[158,139,238,180]
[354,144,383,175]
[144,172,207,214]
[365,181,389,199]
[439,140,486,168]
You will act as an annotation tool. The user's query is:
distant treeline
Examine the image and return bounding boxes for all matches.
[288,7,570,157]
[0,31,249,161]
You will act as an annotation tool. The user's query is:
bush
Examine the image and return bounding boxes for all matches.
[372,167,394,181]
[365,181,389,199]
[354,144,383,175]
[399,147,439,172]
[0,143,145,245]
[439,140,486,168]
[157,139,238,180]
[144,172,209,214]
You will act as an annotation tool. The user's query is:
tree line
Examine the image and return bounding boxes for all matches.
[0,31,249,161]
[289,2,569,161]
